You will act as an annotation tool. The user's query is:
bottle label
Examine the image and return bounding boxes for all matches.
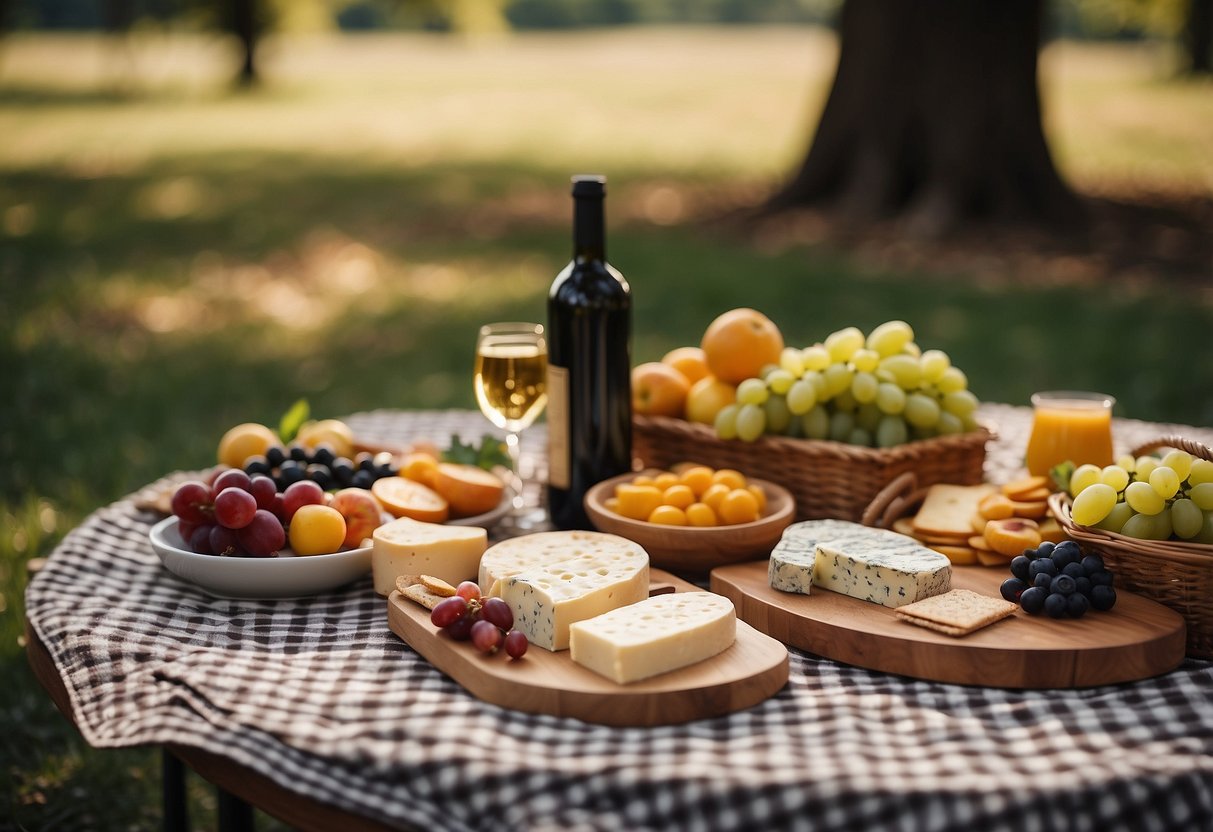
[546,364,570,489]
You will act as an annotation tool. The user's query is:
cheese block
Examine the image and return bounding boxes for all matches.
[478,530,645,595]
[768,520,870,595]
[371,517,487,596]
[488,532,649,651]
[769,519,951,608]
[814,527,952,608]
[569,592,736,684]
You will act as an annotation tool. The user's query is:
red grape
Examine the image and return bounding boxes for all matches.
[210,525,244,556]
[176,519,199,543]
[171,481,213,525]
[480,597,513,631]
[431,596,468,629]
[188,523,216,554]
[282,480,326,523]
[471,620,503,654]
[236,509,285,557]
[456,581,482,602]
[270,493,287,522]
[503,630,528,659]
[249,475,278,510]
[205,467,231,487]
[443,614,475,641]
[212,469,253,494]
[214,487,257,529]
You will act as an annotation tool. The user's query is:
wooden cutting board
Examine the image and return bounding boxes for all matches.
[710,560,1186,689]
[387,569,789,726]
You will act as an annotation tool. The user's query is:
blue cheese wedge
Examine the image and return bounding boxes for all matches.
[768,520,868,595]
[488,532,650,651]
[769,520,951,608]
[569,592,736,684]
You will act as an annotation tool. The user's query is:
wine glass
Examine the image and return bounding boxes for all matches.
[474,322,548,511]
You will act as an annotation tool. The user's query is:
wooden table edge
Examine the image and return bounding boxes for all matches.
[24,621,411,832]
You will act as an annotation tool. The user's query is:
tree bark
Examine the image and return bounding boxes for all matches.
[769,0,1083,236]
[1187,0,1213,74]
[231,0,258,86]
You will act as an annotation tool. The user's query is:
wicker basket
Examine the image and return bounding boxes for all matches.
[1049,435,1213,659]
[632,414,992,523]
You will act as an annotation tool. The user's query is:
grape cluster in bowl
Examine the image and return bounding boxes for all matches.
[1000,540,1117,619]
[243,444,398,493]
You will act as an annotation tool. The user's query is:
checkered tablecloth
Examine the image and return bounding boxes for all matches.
[26,407,1213,831]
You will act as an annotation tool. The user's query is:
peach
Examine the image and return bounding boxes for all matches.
[432,463,506,517]
[684,376,736,425]
[329,488,384,549]
[983,518,1042,557]
[632,362,691,417]
[661,346,711,385]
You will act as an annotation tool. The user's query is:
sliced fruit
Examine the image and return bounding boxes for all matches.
[983,517,1042,557]
[977,493,1015,520]
[432,462,505,517]
[400,452,440,487]
[1001,475,1050,500]
[371,477,450,524]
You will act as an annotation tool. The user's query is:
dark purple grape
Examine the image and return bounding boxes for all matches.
[1019,586,1046,615]
[1062,561,1086,579]
[1035,541,1056,558]
[1000,577,1027,603]
[214,487,258,529]
[1074,576,1092,597]
[1090,585,1117,611]
[1009,555,1031,581]
[266,446,287,467]
[1090,570,1114,588]
[1050,574,1077,596]
[311,445,336,467]
[306,464,333,491]
[481,598,514,631]
[1067,593,1090,619]
[443,614,474,641]
[1029,559,1057,579]
[177,519,200,542]
[236,509,285,557]
[171,481,213,525]
[210,525,244,557]
[504,630,528,659]
[456,581,482,602]
[1044,593,1069,619]
[289,445,310,463]
[249,475,278,510]
[212,469,253,494]
[1033,572,1053,590]
[243,455,272,476]
[189,523,216,554]
[1080,554,1105,574]
[431,596,469,629]
[471,620,503,654]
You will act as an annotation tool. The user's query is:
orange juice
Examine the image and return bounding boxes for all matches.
[1024,392,1115,476]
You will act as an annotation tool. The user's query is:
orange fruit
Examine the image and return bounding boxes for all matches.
[432,463,506,517]
[648,505,688,525]
[400,452,440,487]
[371,477,450,524]
[685,502,718,527]
[631,362,691,417]
[615,484,663,521]
[662,346,711,385]
[747,484,767,515]
[700,308,785,385]
[701,483,731,514]
[719,488,760,525]
[661,484,695,510]
[678,466,715,498]
[653,472,680,491]
[217,422,282,469]
[711,468,747,491]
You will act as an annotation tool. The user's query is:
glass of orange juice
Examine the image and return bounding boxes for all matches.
[1024,391,1116,476]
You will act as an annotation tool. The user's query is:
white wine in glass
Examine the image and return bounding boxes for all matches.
[474,323,548,509]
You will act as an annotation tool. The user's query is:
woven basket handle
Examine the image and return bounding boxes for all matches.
[1128,435,1213,462]
[862,471,921,529]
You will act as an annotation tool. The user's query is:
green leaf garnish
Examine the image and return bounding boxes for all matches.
[1050,460,1075,495]
[442,433,513,471]
[278,398,310,444]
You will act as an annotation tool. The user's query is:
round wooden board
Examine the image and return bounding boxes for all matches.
[709,560,1187,689]
[387,569,789,726]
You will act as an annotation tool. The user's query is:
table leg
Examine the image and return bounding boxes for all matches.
[162,750,189,832]
[217,787,256,832]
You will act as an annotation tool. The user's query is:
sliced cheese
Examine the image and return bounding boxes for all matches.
[569,592,736,684]
[768,519,951,608]
[371,517,487,596]
[487,531,649,651]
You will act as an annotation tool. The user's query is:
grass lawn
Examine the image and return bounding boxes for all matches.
[2,26,1211,829]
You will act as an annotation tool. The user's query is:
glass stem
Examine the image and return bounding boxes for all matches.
[505,432,525,510]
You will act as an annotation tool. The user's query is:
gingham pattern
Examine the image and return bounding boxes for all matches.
[27,408,1213,832]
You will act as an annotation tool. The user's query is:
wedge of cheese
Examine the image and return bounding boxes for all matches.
[569,592,736,684]
[768,520,951,608]
[484,531,649,651]
[371,517,487,596]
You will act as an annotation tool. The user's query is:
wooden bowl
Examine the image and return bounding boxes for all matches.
[583,474,795,574]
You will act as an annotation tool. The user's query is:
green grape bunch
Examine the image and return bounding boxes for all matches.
[713,320,981,449]
[1068,451,1213,544]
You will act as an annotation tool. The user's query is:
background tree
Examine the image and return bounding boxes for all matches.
[769,0,1083,236]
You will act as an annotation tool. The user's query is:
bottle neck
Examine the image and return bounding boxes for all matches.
[572,196,605,262]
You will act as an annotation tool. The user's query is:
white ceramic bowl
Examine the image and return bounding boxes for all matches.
[148,516,372,599]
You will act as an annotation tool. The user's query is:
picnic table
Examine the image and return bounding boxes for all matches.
[25,405,1213,831]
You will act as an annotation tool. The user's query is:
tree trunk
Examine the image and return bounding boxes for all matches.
[769,0,1083,236]
[231,0,258,86]
[1188,0,1213,74]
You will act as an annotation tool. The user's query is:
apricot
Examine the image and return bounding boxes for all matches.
[719,488,760,525]
[977,493,1016,520]
[648,505,688,526]
[983,518,1042,557]
[615,484,663,521]
[289,504,347,556]
[661,346,711,385]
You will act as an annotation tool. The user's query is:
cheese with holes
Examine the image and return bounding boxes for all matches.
[569,592,736,684]
[768,520,951,608]
[487,531,649,651]
[371,517,487,596]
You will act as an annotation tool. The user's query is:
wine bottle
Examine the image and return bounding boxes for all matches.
[546,175,632,530]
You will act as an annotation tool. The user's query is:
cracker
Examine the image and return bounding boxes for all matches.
[1015,487,1053,502]
[420,575,457,597]
[929,544,979,565]
[1001,475,1050,500]
[892,517,918,537]
[913,484,997,538]
[895,589,1018,636]
[401,583,446,610]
